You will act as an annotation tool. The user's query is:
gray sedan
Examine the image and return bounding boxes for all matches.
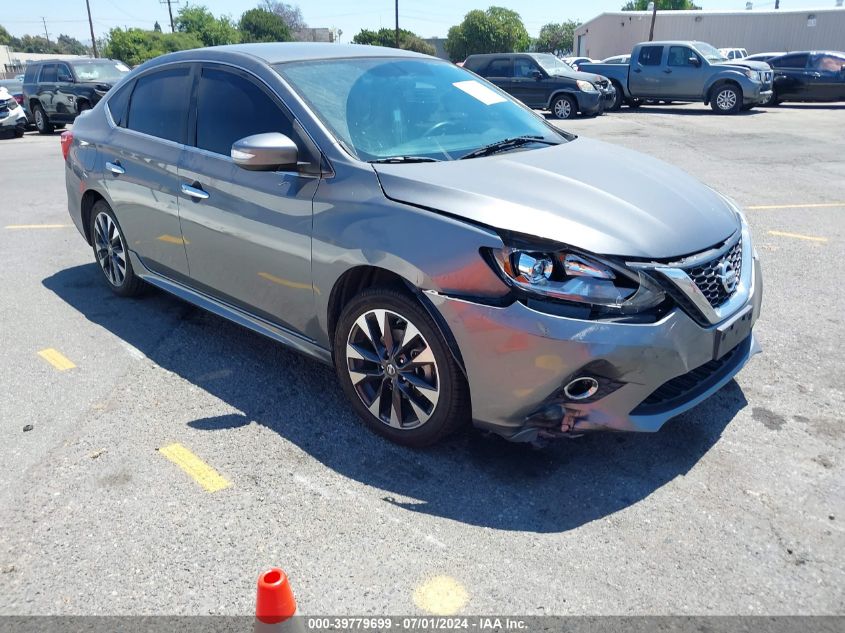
[62,43,762,446]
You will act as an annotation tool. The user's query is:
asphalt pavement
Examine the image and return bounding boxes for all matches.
[0,101,842,616]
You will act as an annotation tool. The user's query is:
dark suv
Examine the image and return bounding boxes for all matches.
[23,58,130,134]
[463,53,617,119]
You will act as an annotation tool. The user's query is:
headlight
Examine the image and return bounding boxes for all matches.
[576,80,597,92]
[488,245,665,313]
[743,69,761,81]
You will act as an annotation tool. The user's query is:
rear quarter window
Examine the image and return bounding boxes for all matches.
[106,81,133,127]
[24,65,39,83]
[638,46,663,66]
[126,67,191,143]
[771,54,809,69]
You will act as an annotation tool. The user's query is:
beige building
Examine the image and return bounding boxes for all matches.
[574,7,845,60]
[1,45,88,78]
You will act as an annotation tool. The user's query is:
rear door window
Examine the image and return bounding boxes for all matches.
[39,65,57,82]
[484,58,512,78]
[812,54,845,72]
[195,66,295,157]
[638,46,663,66]
[770,53,809,69]
[126,66,192,143]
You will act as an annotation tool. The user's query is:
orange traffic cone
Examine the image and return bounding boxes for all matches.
[255,568,303,632]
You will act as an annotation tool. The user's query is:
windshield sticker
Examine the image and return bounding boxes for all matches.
[115,63,130,72]
[452,80,507,105]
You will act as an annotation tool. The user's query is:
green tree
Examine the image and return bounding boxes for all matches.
[175,4,239,46]
[622,0,701,9]
[351,27,435,55]
[10,34,58,54]
[239,8,291,43]
[0,24,12,46]
[445,6,530,62]
[535,21,579,56]
[56,34,90,55]
[103,28,203,66]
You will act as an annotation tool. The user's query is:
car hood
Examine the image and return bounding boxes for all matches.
[715,59,771,71]
[549,69,607,83]
[373,138,739,259]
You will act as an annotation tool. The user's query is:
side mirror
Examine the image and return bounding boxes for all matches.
[689,57,701,67]
[231,132,298,172]
[531,69,543,80]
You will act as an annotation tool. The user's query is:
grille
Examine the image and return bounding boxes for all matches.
[633,336,749,412]
[595,78,609,89]
[685,239,742,308]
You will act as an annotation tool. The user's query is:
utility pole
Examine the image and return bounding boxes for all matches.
[395,0,400,49]
[648,2,657,42]
[775,0,780,8]
[160,0,178,32]
[41,17,50,44]
[85,0,99,58]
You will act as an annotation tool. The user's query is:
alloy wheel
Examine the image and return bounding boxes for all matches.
[93,212,127,287]
[716,89,737,111]
[346,308,440,430]
[35,109,44,130]
[554,98,572,118]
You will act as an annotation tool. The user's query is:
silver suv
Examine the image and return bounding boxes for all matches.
[62,44,762,447]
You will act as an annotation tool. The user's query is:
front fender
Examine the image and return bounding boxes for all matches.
[703,71,755,102]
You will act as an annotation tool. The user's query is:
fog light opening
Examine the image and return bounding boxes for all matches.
[563,377,600,401]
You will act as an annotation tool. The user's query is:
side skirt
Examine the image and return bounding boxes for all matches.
[129,251,333,366]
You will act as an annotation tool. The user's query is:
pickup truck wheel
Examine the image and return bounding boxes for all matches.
[33,104,53,134]
[607,82,623,111]
[551,95,576,119]
[711,84,742,114]
[626,97,642,109]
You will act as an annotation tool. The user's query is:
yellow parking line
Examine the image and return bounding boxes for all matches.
[768,230,828,243]
[37,348,76,371]
[747,203,844,210]
[159,443,231,492]
[5,224,73,229]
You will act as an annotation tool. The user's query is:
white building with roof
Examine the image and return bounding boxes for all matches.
[574,7,845,60]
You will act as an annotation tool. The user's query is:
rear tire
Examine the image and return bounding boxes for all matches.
[334,287,469,447]
[33,104,53,134]
[710,84,742,114]
[89,200,144,297]
[550,94,577,119]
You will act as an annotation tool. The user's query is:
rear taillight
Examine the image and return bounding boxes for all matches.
[60,130,73,161]
[13,95,23,105]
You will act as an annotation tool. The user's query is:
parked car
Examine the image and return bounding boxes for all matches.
[601,54,631,64]
[563,56,597,71]
[765,51,845,105]
[23,58,130,134]
[0,79,33,128]
[0,86,27,138]
[463,52,618,117]
[742,52,786,63]
[580,41,773,114]
[63,43,762,447]
[719,48,748,61]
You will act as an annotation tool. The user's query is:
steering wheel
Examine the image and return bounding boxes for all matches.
[422,121,461,137]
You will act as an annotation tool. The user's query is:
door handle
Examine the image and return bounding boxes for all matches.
[181,183,209,200]
[105,161,125,175]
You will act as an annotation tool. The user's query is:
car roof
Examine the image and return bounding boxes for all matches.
[171,43,428,65]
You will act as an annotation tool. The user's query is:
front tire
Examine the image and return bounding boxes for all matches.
[334,287,469,447]
[711,84,742,114]
[550,94,577,120]
[33,104,53,134]
[607,82,623,111]
[89,200,144,297]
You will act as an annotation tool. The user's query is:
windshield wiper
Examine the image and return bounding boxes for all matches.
[369,156,441,164]
[459,136,558,160]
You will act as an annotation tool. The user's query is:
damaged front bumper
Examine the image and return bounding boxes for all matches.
[427,256,762,442]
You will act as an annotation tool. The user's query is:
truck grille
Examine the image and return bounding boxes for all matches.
[684,239,742,308]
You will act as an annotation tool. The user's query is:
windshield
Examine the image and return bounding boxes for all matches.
[531,54,572,75]
[71,61,131,83]
[695,42,727,63]
[276,57,564,162]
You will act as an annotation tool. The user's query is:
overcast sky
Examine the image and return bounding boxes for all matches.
[2,0,833,46]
